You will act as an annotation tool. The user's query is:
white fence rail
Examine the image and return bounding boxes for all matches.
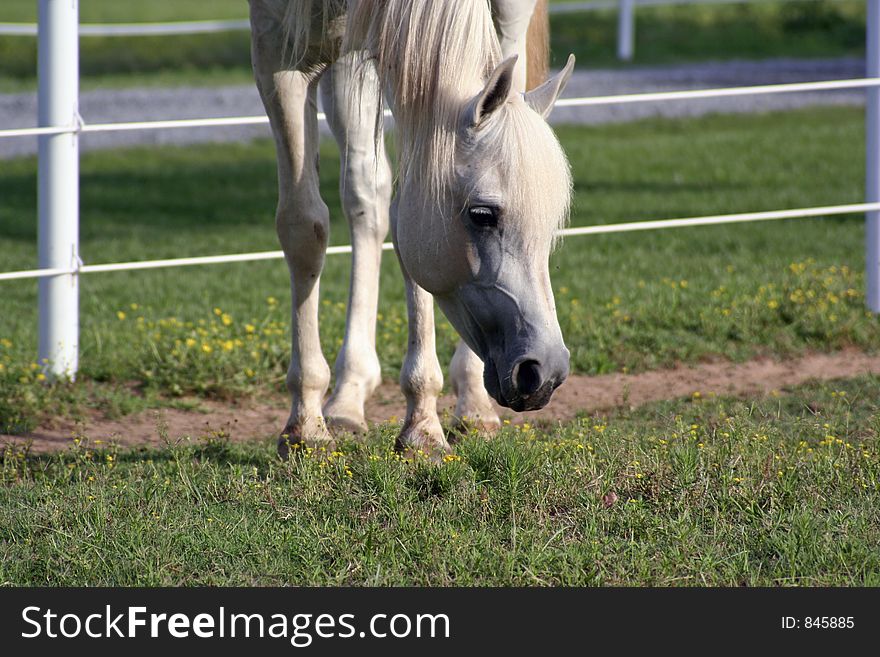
[0,0,878,378]
[3,76,879,141]
[0,19,251,37]
[3,203,880,284]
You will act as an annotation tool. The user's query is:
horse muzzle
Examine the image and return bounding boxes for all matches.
[483,349,570,412]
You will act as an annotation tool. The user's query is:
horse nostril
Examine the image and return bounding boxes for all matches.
[514,359,543,397]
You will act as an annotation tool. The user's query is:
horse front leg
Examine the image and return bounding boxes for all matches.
[319,52,391,436]
[450,340,501,436]
[251,10,332,456]
[272,76,332,456]
[394,216,450,458]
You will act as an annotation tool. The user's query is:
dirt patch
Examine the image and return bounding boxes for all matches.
[4,349,880,453]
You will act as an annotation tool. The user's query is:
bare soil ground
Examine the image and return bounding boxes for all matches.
[4,349,879,453]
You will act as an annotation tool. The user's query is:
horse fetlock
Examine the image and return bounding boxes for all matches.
[335,348,381,393]
[400,366,444,402]
[323,355,379,437]
[286,359,331,399]
[396,413,451,461]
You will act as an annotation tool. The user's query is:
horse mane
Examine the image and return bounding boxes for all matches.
[345,0,503,216]
[279,0,348,70]
[283,0,570,248]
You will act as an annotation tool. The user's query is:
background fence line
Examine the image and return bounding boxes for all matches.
[3,202,880,283]
[0,19,251,37]
[2,77,878,141]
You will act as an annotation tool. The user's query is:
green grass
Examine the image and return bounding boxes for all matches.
[1,106,877,432]
[550,0,867,69]
[1,0,249,22]
[0,1,867,91]
[2,374,879,585]
[0,0,251,90]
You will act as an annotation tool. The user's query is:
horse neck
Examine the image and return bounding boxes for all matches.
[385,68,483,143]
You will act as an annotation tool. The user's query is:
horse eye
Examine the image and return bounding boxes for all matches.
[467,205,498,228]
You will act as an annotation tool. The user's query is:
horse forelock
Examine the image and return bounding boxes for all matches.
[467,100,572,252]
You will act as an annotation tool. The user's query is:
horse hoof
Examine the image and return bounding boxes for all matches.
[395,415,451,462]
[448,415,502,442]
[277,424,335,460]
[324,413,368,438]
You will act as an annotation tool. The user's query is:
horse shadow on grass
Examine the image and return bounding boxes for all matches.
[4,434,273,472]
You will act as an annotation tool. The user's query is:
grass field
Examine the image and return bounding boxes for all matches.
[1,106,876,432]
[2,374,878,585]
[2,104,879,585]
[2,0,877,589]
[0,1,868,91]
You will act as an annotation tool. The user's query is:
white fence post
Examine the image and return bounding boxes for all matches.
[617,0,635,61]
[867,0,880,312]
[37,0,80,378]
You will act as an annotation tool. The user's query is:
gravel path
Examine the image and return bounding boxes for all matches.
[0,57,866,159]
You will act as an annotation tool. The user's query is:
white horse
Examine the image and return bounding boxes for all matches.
[248,0,575,456]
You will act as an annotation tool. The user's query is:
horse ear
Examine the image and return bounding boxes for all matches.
[524,54,575,119]
[471,55,519,127]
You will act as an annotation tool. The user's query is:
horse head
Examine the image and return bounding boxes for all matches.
[395,54,575,411]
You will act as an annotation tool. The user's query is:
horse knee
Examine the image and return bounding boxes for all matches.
[275,197,330,267]
[341,158,392,241]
